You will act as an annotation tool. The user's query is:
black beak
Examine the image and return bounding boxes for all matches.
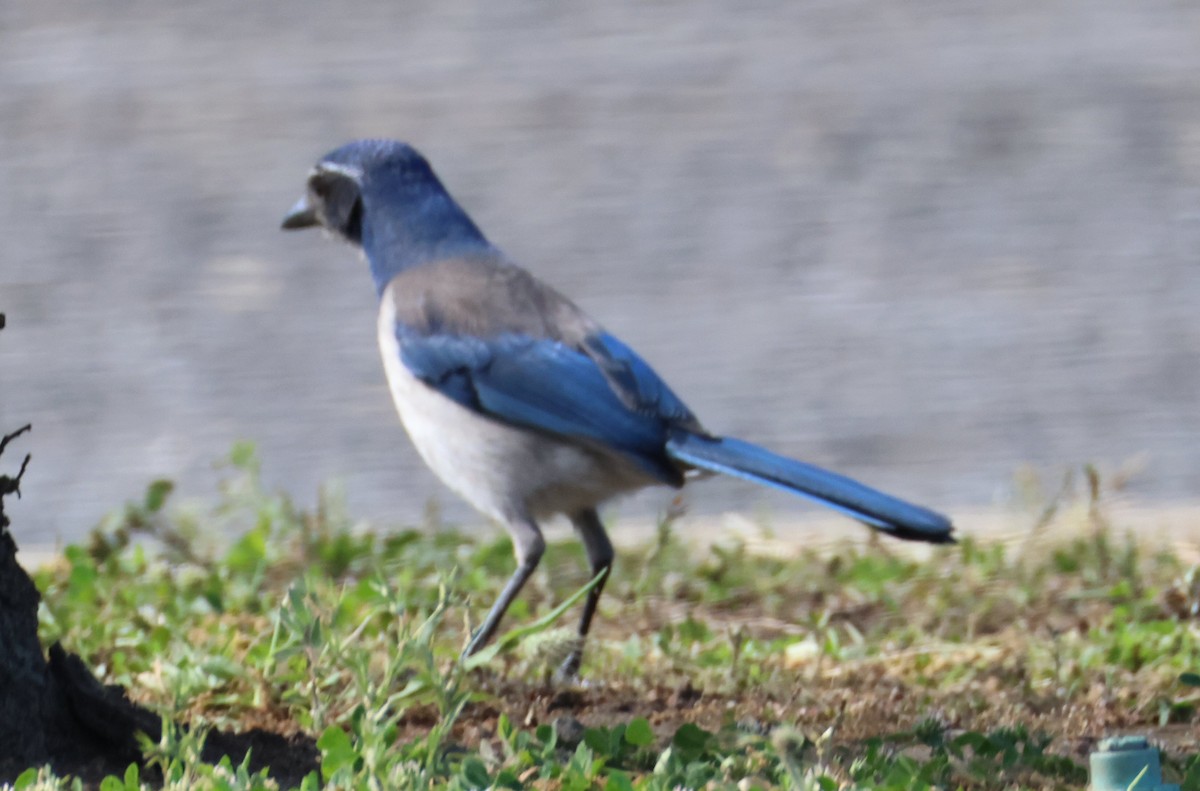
[281,196,319,230]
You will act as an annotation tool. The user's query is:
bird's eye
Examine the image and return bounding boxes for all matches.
[345,198,364,238]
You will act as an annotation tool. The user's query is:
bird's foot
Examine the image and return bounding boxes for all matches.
[553,651,585,686]
[459,628,491,668]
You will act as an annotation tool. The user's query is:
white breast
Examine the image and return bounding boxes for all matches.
[376,293,654,524]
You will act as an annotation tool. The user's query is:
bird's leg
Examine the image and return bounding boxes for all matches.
[462,516,545,659]
[557,508,614,680]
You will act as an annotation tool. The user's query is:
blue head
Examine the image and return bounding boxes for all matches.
[282,140,494,295]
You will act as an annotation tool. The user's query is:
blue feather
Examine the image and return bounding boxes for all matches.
[395,325,685,485]
[665,432,954,542]
[584,332,696,423]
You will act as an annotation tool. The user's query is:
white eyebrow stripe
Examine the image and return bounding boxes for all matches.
[312,161,364,182]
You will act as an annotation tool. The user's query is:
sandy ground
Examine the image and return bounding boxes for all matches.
[16,501,1199,572]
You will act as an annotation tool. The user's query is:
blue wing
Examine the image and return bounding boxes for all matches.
[582,332,697,424]
[394,321,955,544]
[395,325,691,485]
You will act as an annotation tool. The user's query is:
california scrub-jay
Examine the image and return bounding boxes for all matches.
[282,139,954,677]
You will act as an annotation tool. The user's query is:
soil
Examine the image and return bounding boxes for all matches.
[390,666,1200,771]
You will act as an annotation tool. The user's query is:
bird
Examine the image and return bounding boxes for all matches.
[281,139,954,678]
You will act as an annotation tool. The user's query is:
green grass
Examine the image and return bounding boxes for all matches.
[15,442,1200,789]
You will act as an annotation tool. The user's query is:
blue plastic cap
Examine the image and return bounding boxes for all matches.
[1089,736,1178,791]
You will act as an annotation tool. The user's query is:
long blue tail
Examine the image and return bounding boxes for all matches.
[665,431,954,543]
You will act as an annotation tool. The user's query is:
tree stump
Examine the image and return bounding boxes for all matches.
[0,315,317,785]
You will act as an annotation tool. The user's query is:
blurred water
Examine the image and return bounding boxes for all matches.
[1,1,1198,545]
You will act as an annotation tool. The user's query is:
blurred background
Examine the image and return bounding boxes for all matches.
[1,1,1197,546]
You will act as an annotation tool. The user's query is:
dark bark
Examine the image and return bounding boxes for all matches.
[0,424,47,766]
[0,317,317,786]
